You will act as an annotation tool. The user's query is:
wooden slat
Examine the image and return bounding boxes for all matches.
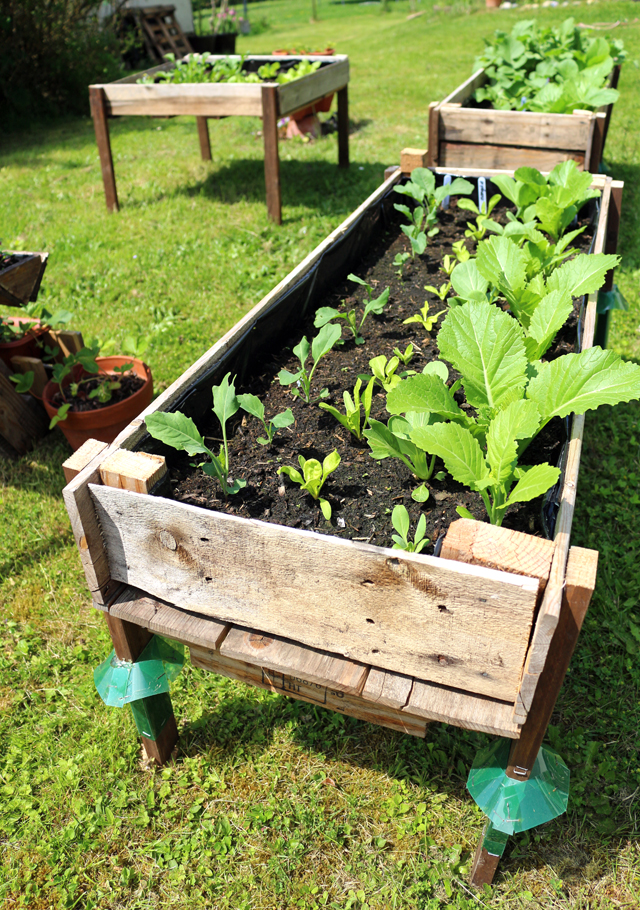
[262,84,281,225]
[439,107,593,152]
[401,148,428,174]
[99,448,167,492]
[63,438,109,484]
[278,58,349,117]
[190,644,428,737]
[405,679,521,739]
[0,373,48,456]
[439,142,585,172]
[89,87,119,213]
[0,252,48,306]
[220,626,367,695]
[361,669,413,709]
[88,485,540,701]
[109,587,229,650]
[101,83,264,118]
[440,69,487,105]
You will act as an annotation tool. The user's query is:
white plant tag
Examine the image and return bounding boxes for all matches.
[478,177,487,215]
[441,173,453,210]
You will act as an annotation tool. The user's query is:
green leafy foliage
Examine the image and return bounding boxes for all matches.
[138,54,320,85]
[403,302,445,334]
[314,274,390,344]
[394,169,473,257]
[146,373,246,495]
[457,192,502,241]
[278,324,342,403]
[390,505,429,553]
[278,449,341,519]
[319,376,374,440]
[236,393,294,445]
[473,17,624,113]
[364,415,436,482]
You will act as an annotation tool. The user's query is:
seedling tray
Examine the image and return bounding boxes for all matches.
[89,54,350,223]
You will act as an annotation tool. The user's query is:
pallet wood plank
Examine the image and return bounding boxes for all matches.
[440,69,486,105]
[278,58,348,116]
[102,82,264,117]
[220,626,367,695]
[88,485,540,701]
[401,148,428,174]
[262,84,281,225]
[405,679,521,739]
[63,438,109,484]
[439,142,585,172]
[89,87,119,212]
[439,107,592,151]
[190,644,428,737]
[362,669,413,709]
[0,374,49,456]
[0,252,48,306]
[108,587,229,650]
[99,448,167,492]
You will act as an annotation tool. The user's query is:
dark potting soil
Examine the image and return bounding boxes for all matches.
[51,373,145,413]
[168,197,594,554]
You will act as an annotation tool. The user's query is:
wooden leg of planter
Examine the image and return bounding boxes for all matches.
[427,102,440,168]
[469,822,508,888]
[588,112,606,174]
[262,84,281,225]
[337,86,349,169]
[196,117,211,161]
[506,546,597,779]
[603,181,623,292]
[101,448,177,764]
[89,87,119,213]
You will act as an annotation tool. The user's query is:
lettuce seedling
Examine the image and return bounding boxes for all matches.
[278,323,342,403]
[423,281,451,302]
[390,505,429,553]
[236,393,294,445]
[314,274,390,344]
[452,240,471,263]
[393,252,410,276]
[393,343,414,366]
[387,297,640,524]
[146,373,247,496]
[403,302,446,334]
[278,450,341,520]
[394,169,474,257]
[319,376,375,441]
[457,193,502,242]
[366,354,405,392]
[364,413,436,482]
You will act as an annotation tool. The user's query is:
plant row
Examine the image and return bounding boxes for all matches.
[137,54,321,86]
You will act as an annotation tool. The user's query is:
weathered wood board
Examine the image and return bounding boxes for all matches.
[88,484,541,702]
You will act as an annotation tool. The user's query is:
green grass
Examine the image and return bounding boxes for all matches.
[2,2,640,907]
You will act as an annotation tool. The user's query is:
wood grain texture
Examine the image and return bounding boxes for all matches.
[427,103,439,167]
[0,252,48,306]
[278,57,348,116]
[0,374,48,456]
[190,645,428,737]
[362,669,413,709]
[401,148,428,174]
[441,520,554,591]
[439,107,592,151]
[108,587,229,650]
[262,84,281,225]
[603,180,623,291]
[89,87,119,212]
[220,626,367,695]
[196,116,211,160]
[62,438,109,484]
[440,69,487,105]
[88,485,540,700]
[99,448,167,493]
[439,142,585,172]
[102,83,264,117]
[405,678,520,738]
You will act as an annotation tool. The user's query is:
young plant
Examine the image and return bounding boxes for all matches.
[458,193,502,242]
[319,376,375,441]
[364,412,436,482]
[278,323,342,403]
[393,252,410,276]
[278,450,341,520]
[393,344,415,366]
[390,505,429,554]
[451,240,470,263]
[236,393,294,445]
[424,281,451,302]
[146,373,246,496]
[403,302,445,335]
[314,275,390,345]
[441,254,457,278]
[386,296,640,525]
[394,169,474,257]
[366,354,405,392]
[43,344,134,427]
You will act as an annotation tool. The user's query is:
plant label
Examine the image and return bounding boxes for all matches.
[478,177,487,215]
[441,174,453,210]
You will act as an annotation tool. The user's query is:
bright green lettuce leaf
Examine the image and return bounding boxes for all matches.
[523,289,573,361]
[486,399,541,483]
[386,373,466,420]
[410,422,490,490]
[504,463,561,506]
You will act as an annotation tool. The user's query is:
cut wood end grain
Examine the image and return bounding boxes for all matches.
[63,438,109,484]
[400,148,428,173]
[99,448,167,493]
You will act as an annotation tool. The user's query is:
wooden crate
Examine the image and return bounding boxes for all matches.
[427,66,621,173]
[89,55,350,223]
[63,163,619,883]
[0,251,48,307]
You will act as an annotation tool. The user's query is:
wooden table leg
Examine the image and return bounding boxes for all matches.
[196,116,211,161]
[261,85,281,224]
[337,86,349,169]
[469,822,508,888]
[89,87,119,213]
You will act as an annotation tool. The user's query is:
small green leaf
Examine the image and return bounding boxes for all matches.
[505,463,561,506]
[320,498,332,520]
[412,484,430,503]
[237,393,265,422]
[391,504,410,539]
[456,505,475,520]
[146,411,210,457]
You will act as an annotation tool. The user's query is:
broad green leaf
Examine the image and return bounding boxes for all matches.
[386,373,466,421]
[486,400,540,483]
[412,484,430,503]
[392,504,410,539]
[504,463,561,506]
[301,458,323,497]
[546,253,620,299]
[319,402,352,433]
[437,299,528,410]
[364,286,390,317]
[293,335,310,366]
[271,409,294,429]
[311,323,342,362]
[422,361,449,383]
[146,411,210,457]
[526,347,640,426]
[524,290,573,361]
[348,273,368,288]
[410,167,436,197]
[226,477,247,495]
[237,393,265,422]
[278,368,302,386]
[212,373,239,429]
[415,513,428,544]
[476,235,527,303]
[513,166,548,188]
[450,260,489,300]
[314,307,341,328]
[410,422,490,490]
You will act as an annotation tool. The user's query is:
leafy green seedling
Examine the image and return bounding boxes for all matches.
[441,254,457,277]
[146,373,246,495]
[393,252,410,276]
[458,193,502,241]
[366,354,409,393]
[237,393,294,445]
[390,505,429,553]
[403,302,446,334]
[393,344,414,366]
[278,450,341,520]
[424,281,451,302]
[278,324,342,403]
[365,414,436,481]
[452,240,470,263]
[9,371,35,394]
[394,170,474,258]
[315,274,390,344]
[319,376,375,440]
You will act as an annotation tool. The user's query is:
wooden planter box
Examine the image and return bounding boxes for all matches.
[427,65,621,173]
[89,54,350,223]
[0,251,48,307]
[63,161,621,884]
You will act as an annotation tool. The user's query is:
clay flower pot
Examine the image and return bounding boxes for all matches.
[0,317,47,367]
[42,356,153,451]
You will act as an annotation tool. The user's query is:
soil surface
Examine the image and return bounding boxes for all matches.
[52,373,145,413]
[168,195,594,554]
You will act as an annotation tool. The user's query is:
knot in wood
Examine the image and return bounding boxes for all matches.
[248,633,274,650]
[159,530,177,551]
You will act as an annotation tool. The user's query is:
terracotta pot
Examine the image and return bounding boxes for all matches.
[291,93,334,122]
[42,356,153,451]
[0,317,47,367]
[485,0,502,7]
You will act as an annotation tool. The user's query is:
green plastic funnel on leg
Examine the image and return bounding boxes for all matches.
[467,738,570,836]
[94,635,184,708]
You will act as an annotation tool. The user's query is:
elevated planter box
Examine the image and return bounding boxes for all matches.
[427,65,621,173]
[64,161,621,885]
[89,54,350,223]
[0,251,48,307]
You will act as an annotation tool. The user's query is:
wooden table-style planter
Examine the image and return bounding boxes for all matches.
[427,65,621,173]
[89,54,350,224]
[63,159,622,885]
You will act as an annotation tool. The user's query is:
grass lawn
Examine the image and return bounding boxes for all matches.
[1,1,640,907]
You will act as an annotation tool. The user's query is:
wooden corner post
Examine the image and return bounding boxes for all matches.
[196,117,212,161]
[337,86,349,169]
[89,87,119,213]
[99,448,178,765]
[261,84,282,225]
